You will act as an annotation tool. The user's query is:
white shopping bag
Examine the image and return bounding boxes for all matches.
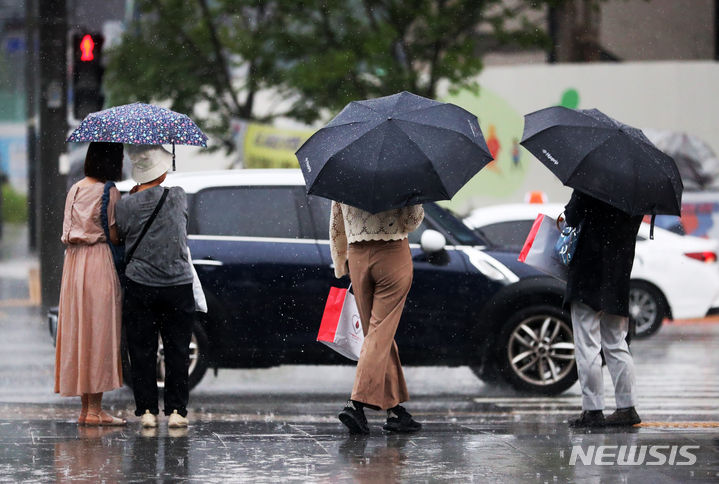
[187,247,208,313]
[316,285,364,361]
[518,214,568,282]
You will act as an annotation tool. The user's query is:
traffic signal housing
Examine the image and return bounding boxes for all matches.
[72,32,104,119]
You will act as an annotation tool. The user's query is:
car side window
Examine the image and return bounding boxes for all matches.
[307,195,332,240]
[478,220,535,251]
[192,186,305,238]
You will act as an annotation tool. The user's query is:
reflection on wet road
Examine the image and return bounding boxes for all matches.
[2,417,717,482]
[0,304,718,481]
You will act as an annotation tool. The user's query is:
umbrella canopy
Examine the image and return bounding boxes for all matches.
[521,106,683,216]
[66,102,208,147]
[296,91,493,214]
[643,128,719,190]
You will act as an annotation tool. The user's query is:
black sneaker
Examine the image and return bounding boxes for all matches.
[338,401,370,435]
[605,407,641,427]
[568,410,605,428]
[383,405,422,433]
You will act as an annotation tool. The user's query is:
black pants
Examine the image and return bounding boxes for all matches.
[124,279,194,417]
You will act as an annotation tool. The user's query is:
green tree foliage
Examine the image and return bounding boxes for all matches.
[107,0,560,151]
[106,0,282,150]
[1,183,28,223]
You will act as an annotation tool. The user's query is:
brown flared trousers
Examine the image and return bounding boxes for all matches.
[348,238,413,410]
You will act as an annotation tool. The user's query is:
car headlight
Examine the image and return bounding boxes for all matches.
[462,247,519,284]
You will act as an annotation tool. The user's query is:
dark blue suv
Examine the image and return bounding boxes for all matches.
[51,169,578,395]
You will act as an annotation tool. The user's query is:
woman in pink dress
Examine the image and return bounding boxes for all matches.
[55,142,126,426]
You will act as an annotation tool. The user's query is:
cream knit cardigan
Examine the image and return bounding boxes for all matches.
[329,201,424,278]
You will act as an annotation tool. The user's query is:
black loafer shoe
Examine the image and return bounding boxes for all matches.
[605,407,641,427]
[568,410,605,428]
[338,401,370,435]
[383,405,422,433]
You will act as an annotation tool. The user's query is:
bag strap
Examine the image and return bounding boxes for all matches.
[125,188,169,263]
[100,181,114,241]
[100,181,125,268]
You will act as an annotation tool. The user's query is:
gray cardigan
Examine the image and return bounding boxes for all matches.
[115,185,193,287]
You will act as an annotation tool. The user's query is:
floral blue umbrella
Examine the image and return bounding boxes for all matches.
[66,102,208,170]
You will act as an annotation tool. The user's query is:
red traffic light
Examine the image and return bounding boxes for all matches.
[72,31,105,118]
[80,34,95,61]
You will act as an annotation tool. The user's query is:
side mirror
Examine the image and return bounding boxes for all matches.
[420,229,446,254]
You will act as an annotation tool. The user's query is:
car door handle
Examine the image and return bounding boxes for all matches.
[192,257,224,267]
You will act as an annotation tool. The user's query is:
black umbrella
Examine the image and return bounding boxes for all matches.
[521,106,683,217]
[296,91,493,213]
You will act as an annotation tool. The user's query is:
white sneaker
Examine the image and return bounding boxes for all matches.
[168,410,189,428]
[140,410,158,428]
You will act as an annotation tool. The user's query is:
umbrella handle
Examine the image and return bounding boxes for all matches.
[650,213,656,240]
[172,143,176,171]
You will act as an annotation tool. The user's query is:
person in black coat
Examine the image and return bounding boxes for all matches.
[564,190,643,428]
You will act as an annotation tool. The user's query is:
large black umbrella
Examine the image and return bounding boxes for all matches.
[521,106,683,217]
[296,91,493,213]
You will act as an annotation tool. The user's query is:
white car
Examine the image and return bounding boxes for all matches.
[463,203,719,337]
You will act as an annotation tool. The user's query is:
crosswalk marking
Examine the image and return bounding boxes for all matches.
[637,422,719,428]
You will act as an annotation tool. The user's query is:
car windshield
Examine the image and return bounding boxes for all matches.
[473,220,536,251]
[425,203,484,246]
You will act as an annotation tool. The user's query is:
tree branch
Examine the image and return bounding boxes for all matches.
[153,0,236,118]
[197,0,244,115]
[362,0,380,30]
[318,7,367,98]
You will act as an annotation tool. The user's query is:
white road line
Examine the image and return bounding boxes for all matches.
[490,402,719,409]
[473,396,719,403]
[462,409,719,415]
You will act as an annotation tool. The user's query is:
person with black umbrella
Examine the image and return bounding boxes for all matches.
[297,91,494,434]
[562,190,643,428]
[331,200,424,434]
[520,106,683,428]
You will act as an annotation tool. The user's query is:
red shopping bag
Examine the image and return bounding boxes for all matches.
[518,214,568,281]
[317,285,364,361]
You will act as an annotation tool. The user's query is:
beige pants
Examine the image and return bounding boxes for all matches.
[348,238,413,410]
[571,302,636,411]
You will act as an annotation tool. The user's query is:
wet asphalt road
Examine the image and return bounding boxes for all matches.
[1,225,719,482]
[1,305,718,482]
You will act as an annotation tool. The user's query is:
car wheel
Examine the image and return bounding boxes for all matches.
[495,305,578,395]
[122,319,209,392]
[629,281,667,338]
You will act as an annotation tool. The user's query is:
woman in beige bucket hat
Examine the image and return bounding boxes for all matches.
[115,144,195,429]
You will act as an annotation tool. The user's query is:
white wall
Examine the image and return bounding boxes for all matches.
[441,61,719,215]
[479,61,719,151]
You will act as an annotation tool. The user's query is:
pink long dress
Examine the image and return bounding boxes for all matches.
[54,179,123,396]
